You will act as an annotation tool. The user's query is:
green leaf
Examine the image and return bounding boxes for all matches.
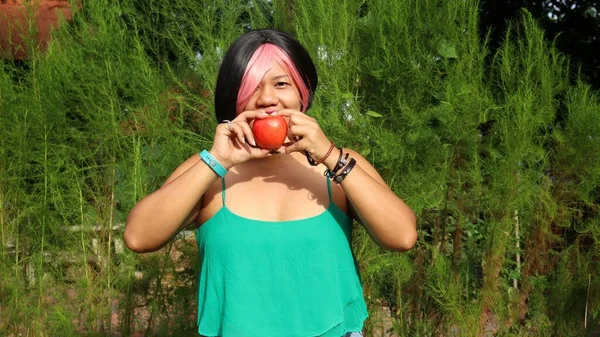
[366,110,383,118]
[438,39,458,59]
[553,129,566,144]
[341,92,354,100]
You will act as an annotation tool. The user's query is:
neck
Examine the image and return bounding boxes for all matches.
[251,151,303,171]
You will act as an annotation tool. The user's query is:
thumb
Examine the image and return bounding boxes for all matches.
[283,138,307,154]
[250,147,272,158]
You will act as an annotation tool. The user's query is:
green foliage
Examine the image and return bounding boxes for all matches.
[1,0,599,336]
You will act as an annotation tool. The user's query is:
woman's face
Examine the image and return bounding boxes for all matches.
[241,62,302,114]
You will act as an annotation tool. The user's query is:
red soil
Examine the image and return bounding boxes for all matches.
[0,0,73,60]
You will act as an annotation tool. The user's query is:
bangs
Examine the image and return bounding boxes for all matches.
[236,43,309,114]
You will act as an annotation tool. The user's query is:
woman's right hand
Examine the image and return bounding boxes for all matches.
[209,110,272,168]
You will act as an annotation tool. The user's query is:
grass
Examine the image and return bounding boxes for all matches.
[0,1,599,336]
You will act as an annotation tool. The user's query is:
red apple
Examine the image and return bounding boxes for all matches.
[252,115,288,149]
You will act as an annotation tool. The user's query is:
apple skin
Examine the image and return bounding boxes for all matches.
[251,115,288,149]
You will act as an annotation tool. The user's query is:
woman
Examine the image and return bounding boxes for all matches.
[124,28,417,337]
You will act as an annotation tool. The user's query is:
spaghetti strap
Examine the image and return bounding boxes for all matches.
[221,177,226,207]
[326,176,333,202]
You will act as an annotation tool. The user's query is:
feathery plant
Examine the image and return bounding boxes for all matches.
[1,0,599,336]
[1,0,200,335]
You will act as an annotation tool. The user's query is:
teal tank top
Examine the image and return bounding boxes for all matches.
[195,177,368,337]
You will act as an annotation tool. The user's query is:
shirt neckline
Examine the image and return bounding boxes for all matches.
[199,202,351,229]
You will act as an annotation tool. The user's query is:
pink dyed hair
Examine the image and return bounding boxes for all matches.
[236,43,310,114]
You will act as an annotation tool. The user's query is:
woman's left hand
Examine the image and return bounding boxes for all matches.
[273,109,332,163]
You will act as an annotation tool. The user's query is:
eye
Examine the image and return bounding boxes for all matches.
[275,81,290,88]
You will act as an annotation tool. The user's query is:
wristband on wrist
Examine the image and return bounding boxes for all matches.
[324,149,349,178]
[333,158,356,184]
[305,149,317,166]
[199,150,228,177]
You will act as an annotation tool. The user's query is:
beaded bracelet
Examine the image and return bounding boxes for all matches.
[332,158,357,184]
[316,142,335,165]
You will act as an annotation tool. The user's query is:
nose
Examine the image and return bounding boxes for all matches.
[255,85,278,108]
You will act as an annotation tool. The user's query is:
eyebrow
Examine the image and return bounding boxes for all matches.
[271,74,290,81]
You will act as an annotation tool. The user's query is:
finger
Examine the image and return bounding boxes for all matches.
[229,122,246,144]
[238,121,256,147]
[287,126,298,145]
[234,110,269,122]
[285,116,305,142]
[286,120,299,144]
[271,109,302,117]
[237,141,270,157]
[283,138,310,154]
[288,124,314,141]
[250,146,272,158]
[216,122,235,140]
[274,109,316,123]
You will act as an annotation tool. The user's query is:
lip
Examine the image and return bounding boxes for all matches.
[265,109,277,114]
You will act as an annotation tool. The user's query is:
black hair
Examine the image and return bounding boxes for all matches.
[214,29,318,122]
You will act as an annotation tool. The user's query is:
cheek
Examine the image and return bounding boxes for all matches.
[284,93,302,111]
[240,98,257,114]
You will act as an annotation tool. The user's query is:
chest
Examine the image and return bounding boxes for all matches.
[198,205,352,252]
[197,165,348,225]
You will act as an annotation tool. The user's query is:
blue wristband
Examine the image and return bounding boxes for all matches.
[199,150,228,177]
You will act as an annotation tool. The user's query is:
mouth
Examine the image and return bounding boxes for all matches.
[265,109,277,115]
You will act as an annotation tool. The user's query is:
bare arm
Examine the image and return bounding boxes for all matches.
[275,109,417,252]
[123,110,271,253]
[123,154,220,253]
[324,149,417,252]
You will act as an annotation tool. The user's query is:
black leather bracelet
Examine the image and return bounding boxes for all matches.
[335,151,349,172]
[333,158,356,184]
[305,150,317,166]
[324,149,348,178]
